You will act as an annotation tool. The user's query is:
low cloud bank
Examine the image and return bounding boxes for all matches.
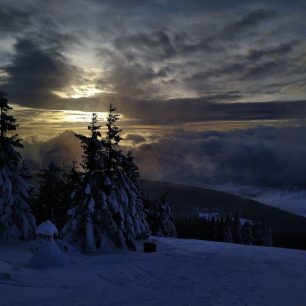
[24,125,306,190]
[134,126,306,189]
[20,126,306,216]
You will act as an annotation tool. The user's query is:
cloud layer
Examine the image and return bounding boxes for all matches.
[1,0,306,205]
[0,0,305,121]
[133,126,306,189]
[24,125,306,191]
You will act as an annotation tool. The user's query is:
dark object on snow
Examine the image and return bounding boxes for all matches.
[144,242,156,253]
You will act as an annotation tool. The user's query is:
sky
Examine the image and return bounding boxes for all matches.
[1,0,306,197]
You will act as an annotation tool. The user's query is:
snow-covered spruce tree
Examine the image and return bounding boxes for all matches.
[232,214,242,243]
[32,162,68,229]
[241,221,253,245]
[63,108,149,252]
[223,216,233,243]
[144,191,177,237]
[254,220,273,247]
[102,105,149,246]
[0,90,35,240]
[64,160,82,205]
[262,222,273,247]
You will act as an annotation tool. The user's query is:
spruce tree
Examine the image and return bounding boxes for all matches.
[64,160,82,205]
[144,190,177,237]
[241,221,253,245]
[224,216,233,243]
[0,90,35,240]
[103,106,149,245]
[252,220,269,246]
[63,108,149,252]
[105,104,122,177]
[232,214,242,243]
[63,113,107,252]
[32,162,68,229]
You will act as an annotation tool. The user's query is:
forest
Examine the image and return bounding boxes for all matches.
[0,89,275,252]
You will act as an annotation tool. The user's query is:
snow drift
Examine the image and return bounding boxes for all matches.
[1,237,306,305]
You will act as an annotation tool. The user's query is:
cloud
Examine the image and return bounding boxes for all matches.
[173,9,276,57]
[245,40,300,62]
[98,53,164,99]
[3,38,82,108]
[114,31,176,62]
[23,130,82,168]
[93,7,301,103]
[0,5,31,35]
[18,113,306,195]
[186,39,301,82]
[210,184,306,217]
[0,0,305,142]
[222,9,276,38]
[124,133,146,144]
[132,126,306,189]
[253,189,306,217]
[117,98,306,125]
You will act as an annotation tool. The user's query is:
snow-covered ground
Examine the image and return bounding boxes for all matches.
[1,237,306,306]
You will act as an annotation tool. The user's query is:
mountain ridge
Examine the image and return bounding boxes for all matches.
[142,180,306,250]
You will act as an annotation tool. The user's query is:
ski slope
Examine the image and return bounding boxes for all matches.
[1,237,306,306]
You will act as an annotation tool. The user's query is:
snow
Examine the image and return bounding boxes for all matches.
[198,211,220,219]
[198,212,252,225]
[35,220,58,237]
[88,197,95,213]
[84,184,91,195]
[1,237,306,305]
[85,215,96,252]
[0,165,36,240]
[240,217,252,225]
[26,240,70,269]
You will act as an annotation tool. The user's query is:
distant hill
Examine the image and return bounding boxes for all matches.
[142,180,306,250]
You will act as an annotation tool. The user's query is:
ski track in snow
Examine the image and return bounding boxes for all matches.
[1,237,306,305]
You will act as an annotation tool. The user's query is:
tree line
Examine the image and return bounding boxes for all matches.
[176,215,273,247]
[0,89,277,251]
[0,90,176,252]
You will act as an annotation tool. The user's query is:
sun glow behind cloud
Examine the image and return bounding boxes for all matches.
[52,85,116,99]
[12,104,111,139]
[61,109,108,122]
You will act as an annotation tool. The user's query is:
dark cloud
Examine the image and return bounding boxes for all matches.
[28,94,306,127]
[125,134,146,144]
[224,9,276,36]
[114,98,306,125]
[114,31,176,62]
[23,130,82,168]
[246,40,300,62]
[133,126,306,189]
[96,6,304,104]
[187,39,300,81]
[187,63,246,81]
[174,9,276,57]
[0,6,31,34]
[242,60,284,80]
[3,38,82,108]
[98,51,166,98]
